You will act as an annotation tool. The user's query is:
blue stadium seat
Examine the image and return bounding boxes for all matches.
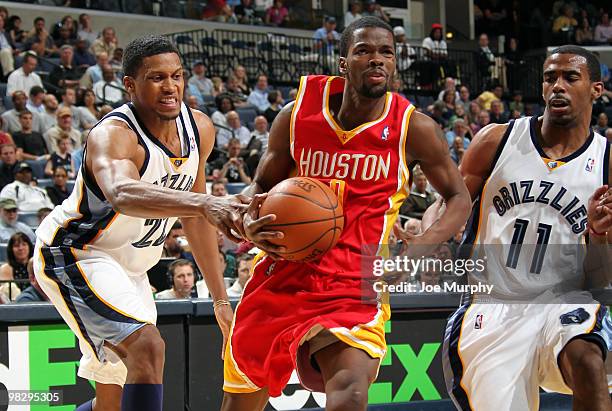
[0,83,6,99]
[66,180,75,193]
[278,86,292,100]
[0,243,6,262]
[36,178,53,188]
[25,159,47,180]
[3,95,13,110]
[226,183,246,194]
[416,95,434,108]
[17,212,39,227]
[236,107,258,125]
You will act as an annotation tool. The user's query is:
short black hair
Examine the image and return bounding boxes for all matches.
[34,17,45,24]
[548,45,601,82]
[340,16,394,58]
[29,85,44,96]
[123,35,180,78]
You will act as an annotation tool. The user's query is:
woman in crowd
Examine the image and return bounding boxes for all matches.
[233,65,251,95]
[0,232,33,293]
[79,89,99,125]
[45,166,71,206]
[441,89,457,120]
[211,94,234,129]
[7,15,24,48]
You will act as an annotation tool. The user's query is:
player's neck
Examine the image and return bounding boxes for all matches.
[539,115,591,158]
[133,104,179,142]
[334,87,387,131]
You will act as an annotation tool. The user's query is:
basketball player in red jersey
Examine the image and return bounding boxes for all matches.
[220,17,471,410]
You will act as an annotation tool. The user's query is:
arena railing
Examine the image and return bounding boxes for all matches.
[167,28,547,101]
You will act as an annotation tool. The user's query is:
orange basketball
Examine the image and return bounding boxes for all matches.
[259,177,344,262]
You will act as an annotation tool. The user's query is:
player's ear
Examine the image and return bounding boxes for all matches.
[591,81,603,101]
[339,57,347,76]
[123,76,135,93]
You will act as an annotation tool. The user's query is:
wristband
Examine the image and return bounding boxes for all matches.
[213,299,231,309]
[588,224,607,237]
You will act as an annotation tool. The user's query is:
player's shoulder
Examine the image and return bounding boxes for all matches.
[471,122,511,149]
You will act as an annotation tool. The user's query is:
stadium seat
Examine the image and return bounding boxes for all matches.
[0,83,6,99]
[278,86,293,100]
[236,107,258,125]
[226,183,246,194]
[2,95,12,110]
[66,180,75,193]
[416,95,434,109]
[25,159,47,180]
[17,212,39,227]
[36,178,53,188]
[0,243,6,262]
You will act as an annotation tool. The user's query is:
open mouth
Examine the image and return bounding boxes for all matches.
[549,98,569,108]
[159,97,178,108]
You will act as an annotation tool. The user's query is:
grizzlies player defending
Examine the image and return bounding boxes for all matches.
[34,36,244,411]
[443,46,612,410]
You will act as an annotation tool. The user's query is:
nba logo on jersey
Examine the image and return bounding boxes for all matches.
[474,314,483,329]
[174,159,183,167]
[585,158,595,172]
[381,126,389,141]
[547,161,558,169]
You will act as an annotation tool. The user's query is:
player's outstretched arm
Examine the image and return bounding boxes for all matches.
[242,102,296,256]
[405,111,472,245]
[87,117,246,239]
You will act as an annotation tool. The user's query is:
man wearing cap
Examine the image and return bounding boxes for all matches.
[1,91,44,135]
[49,45,81,90]
[0,198,36,243]
[0,162,54,212]
[313,16,341,72]
[43,107,82,153]
[188,61,213,106]
[362,0,390,22]
[394,26,416,72]
[6,53,42,97]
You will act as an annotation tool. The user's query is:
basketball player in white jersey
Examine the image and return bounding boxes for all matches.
[33,36,244,411]
[442,45,612,411]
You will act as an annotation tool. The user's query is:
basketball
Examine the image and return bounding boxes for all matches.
[259,177,344,262]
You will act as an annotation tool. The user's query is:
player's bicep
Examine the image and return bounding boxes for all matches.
[253,102,295,191]
[459,123,508,201]
[86,124,142,200]
[406,112,464,199]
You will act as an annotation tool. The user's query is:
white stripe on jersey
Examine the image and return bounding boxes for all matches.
[466,116,609,300]
[36,102,201,275]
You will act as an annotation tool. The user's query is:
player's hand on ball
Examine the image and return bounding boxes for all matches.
[204,195,249,243]
[243,193,286,259]
[588,185,612,234]
[214,303,234,360]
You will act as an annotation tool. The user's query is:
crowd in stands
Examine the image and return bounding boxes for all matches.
[0,3,611,302]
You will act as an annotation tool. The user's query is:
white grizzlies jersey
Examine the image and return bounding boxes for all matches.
[466,116,610,300]
[36,102,201,275]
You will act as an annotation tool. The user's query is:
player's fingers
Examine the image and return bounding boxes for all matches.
[591,185,609,202]
[253,231,284,240]
[257,240,286,253]
[230,211,246,239]
[247,193,267,220]
[220,222,242,243]
[234,193,252,205]
[247,214,277,231]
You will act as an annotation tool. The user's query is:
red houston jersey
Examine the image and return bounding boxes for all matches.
[289,75,415,276]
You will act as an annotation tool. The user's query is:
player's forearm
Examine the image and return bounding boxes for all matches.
[182,216,228,301]
[583,236,611,288]
[241,180,265,198]
[421,191,471,245]
[108,179,212,219]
